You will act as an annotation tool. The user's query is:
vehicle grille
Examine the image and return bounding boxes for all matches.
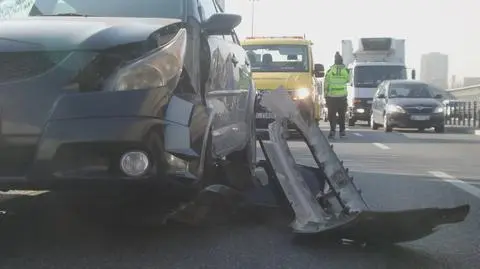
[255,89,296,111]
[256,89,295,96]
[404,106,434,114]
[0,52,70,83]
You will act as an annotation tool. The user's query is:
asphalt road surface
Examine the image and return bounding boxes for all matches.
[0,123,479,269]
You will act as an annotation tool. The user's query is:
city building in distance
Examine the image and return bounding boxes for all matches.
[420,52,449,89]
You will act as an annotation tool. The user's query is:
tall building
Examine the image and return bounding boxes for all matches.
[420,52,449,89]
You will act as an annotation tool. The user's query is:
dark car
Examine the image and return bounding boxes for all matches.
[370,80,445,133]
[428,86,470,121]
[0,0,257,195]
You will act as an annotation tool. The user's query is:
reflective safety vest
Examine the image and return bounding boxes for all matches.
[325,65,349,97]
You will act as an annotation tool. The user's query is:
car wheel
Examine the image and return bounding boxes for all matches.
[300,105,313,125]
[224,113,257,191]
[418,128,425,132]
[371,113,379,130]
[434,125,445,133]
[384,114,393,132]
[201,129,220,187]
[348,117,356,126]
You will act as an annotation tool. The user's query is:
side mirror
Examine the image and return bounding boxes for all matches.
[411,69,416,80]
[314,64,325,78]
[377,93,386,99]
[202,13,242,35]
[434,94,443,99]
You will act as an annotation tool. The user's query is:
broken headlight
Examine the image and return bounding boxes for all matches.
[103,28,187,91]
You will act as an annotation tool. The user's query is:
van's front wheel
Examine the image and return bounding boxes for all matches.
[225,113,257,191]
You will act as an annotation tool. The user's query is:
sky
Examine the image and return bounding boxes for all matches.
[225,0,479,81]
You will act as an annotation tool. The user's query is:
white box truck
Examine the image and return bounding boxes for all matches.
[341,37,416,126]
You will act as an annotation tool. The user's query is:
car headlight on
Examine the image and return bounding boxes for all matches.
[103,28,187,91]
[434,106,444,113]
[294,88,310,99]
[386,104,405,113]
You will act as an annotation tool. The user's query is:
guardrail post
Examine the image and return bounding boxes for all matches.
[467,102,472,127]
[459,102,463,126]
[453,103,457,125]
[475,101,479,129]
[445,103,450,125]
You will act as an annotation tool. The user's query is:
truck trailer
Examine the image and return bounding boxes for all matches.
[341,37,416,126]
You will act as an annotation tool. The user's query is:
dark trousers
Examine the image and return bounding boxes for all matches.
[326,96,347,132]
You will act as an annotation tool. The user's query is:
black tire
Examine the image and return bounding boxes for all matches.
[418,128,425,132]
[225,113,257,191]
[201,129,220,187]
[384,114,393,132]
[434,125,445,133]
[348,118,356,127]
[370,113,379,130]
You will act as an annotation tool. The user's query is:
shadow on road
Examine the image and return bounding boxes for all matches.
[292,237,450,269]
[401,138,479,144]
[0,184,468,269]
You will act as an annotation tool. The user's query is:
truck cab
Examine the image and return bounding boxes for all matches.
[342,37,416,126]
[241,36,324,132]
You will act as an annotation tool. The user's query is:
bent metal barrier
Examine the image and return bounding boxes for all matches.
[165,87,471,245]
[255,88,470,243]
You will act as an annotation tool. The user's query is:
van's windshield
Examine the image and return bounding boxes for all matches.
[243,44,310,73]
[354,65,406,88]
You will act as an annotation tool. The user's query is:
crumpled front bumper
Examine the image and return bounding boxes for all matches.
[0,92,209,190]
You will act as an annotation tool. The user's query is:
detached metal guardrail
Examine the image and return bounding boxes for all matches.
[446,84,480,129]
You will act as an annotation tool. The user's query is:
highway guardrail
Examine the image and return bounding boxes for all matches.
[444,100,479,129]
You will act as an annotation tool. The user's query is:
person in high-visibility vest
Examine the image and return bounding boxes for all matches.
[324,52,350,138]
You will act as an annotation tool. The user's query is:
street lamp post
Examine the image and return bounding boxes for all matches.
[250,0,259,36]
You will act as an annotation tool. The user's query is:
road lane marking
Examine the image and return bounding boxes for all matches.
[429,171,480,199]
[1,190,48,196]
[372,143,390,150]
[353,132,363,137]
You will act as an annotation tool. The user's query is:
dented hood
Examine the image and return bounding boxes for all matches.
[0,16,182,52]
[252,72,314,91]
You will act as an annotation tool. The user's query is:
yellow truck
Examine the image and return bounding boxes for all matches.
[241,36,324,133]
